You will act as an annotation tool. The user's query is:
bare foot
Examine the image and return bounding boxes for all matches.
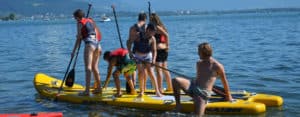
[156,92,164,97]
[92,88,102,94]
[159,89,164,94]
[130,90,137,95]
[93,83,97,89]
[137,93,144,98]
[114,93,122,97]
[166,88,173,92]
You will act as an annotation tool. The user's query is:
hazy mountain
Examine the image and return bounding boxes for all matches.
[0,0,128,17]
[1,0,299,18]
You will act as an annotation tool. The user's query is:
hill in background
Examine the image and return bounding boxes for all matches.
[1,0,300,20]
[0,0,121,18]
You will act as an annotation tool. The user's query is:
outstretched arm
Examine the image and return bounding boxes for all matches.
[103,63,114,88]
[71,23,82,57]
[151,36,157,64]
[127,27,136,58]
[218,64,233,101]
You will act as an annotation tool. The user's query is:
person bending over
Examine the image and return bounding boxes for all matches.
[103,48,137,97]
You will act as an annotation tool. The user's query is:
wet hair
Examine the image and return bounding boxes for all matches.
[138,12,147,21]
[198,42,213,58]
[146,23,157,32]
[150,13,167,32]
[103,51,111,60]
[73,9,85,19]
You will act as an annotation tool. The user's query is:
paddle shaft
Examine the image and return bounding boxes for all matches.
[145,60,192,79]
[112,5,124,48]
[103,5,121,89]
[57,4,92,94]
[135,58,227,97]
[109,5,133,92]
[148,1,151,21]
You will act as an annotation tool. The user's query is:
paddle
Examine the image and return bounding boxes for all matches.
[133,57,228,97]
[111,5,124,48]
[56,4,92,98]
[102,5,119,89]
[148,1,151,20]
[106,5,132,93]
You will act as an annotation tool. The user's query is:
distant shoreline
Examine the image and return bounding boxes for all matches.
[146,8,300,16]
[1,7,299,21]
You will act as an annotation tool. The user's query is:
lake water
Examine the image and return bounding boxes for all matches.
[0,11,299,117]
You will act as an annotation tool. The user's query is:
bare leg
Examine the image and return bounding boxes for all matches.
[83,44,94,95]
[155,62,164,93]
[194,95,207,116]
[124,72,137,95]
[162,62,172,91]
[131,71,136,86]
[172,77,191,112]
[113,70,122,97]
[92,47,102,94]
[137,64,145,97]
[143,69,148,92]
[146,63,163,97]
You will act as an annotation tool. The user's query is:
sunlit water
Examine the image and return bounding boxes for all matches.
[0,11,299,117]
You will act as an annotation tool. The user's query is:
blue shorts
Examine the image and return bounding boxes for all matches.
[84,35,100,49]
[134,52,152,64]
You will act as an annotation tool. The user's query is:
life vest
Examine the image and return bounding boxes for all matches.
[110,48,129,66]
[155,34,167,43]
[110,48,128,57]
[79,18,101,41]
[132,24,152,53]
[133,36,151,53]
[110,48,136,74]
[132,24,150,53]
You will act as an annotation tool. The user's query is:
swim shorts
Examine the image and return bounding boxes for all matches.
[84,35,101,49]
[187,80,213,100]
[134,52,152,64]
[156,49,168,62]
[117,54,137,75]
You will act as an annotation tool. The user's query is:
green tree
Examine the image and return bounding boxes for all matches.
[9,13,16,20]
[1,13,17,21]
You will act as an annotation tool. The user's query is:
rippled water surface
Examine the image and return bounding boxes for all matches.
[0,11,299,117]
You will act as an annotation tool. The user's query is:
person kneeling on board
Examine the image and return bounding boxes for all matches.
[103,48,137,97]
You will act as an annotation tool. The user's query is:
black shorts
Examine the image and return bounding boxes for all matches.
[156,49,168,62]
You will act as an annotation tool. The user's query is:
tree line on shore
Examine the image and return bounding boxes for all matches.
[0,13,17,21]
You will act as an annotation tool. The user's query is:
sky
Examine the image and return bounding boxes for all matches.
[93,0,300,11]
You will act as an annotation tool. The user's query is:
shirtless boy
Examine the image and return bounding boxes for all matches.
[172,42,232,116]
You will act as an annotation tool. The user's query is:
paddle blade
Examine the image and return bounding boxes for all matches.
[65,69,75,87]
